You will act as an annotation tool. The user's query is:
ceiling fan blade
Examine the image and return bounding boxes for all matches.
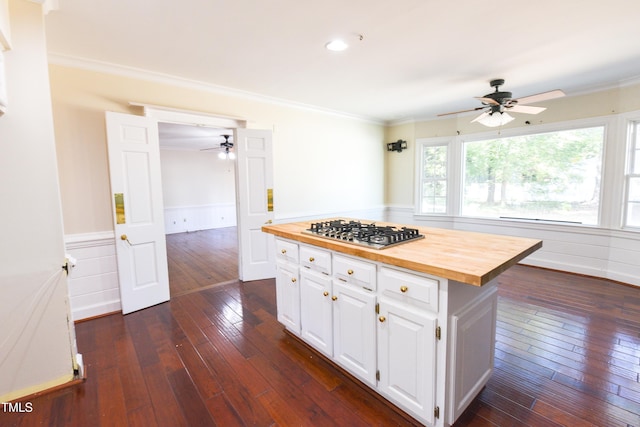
[200,147,218,151]
[507,105,547,114]
[475,96,501,106]
[515,89,565,105]
[471,111,490,123]
[438,106,487,117]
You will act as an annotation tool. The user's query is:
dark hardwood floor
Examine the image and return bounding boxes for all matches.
[2,241,639,425]
[166,227,238,296]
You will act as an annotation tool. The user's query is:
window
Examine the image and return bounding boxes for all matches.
[461,127,604,225]
[419,142,448,214]
[625,121,640,227]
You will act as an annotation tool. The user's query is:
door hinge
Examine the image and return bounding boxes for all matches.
[376,370,380,381]
[375,303,380,314]
[434,406,440,419]
[435,326,441,340]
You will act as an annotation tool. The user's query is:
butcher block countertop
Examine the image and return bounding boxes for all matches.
[262,219,542,287]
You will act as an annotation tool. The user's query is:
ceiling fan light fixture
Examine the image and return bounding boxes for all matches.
[477,111,515,127]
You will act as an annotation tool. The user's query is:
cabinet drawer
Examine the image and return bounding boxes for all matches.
[300,245,331,275]
[379,267,439,313]
[333,254,376,290]
[275,238,299,264]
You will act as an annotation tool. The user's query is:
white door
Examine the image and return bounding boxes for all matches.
[106,112,170,314]
[235,128,275,281]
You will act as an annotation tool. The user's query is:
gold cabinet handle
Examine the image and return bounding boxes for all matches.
[264,220,273,225]
[120,234,132,245]
[291,277,297,283]
[400,285,409,293]
[323,291,329,297]
[347,269,354,275]
[309,257,315,262]
[281,249,287,254]
[379,316,386,323]
[332,296,338,301]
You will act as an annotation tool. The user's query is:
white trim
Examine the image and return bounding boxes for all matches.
[47,53,384,125]
[65,231,114,248]
[131,102,247,129]
[28,0,58,14]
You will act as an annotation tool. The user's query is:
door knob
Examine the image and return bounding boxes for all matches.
[120,234,132,245]
[400,286,409,293]
[323,291,329,297]
[379,316,386,323]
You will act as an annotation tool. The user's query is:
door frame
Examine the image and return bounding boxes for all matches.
[135,104,274,287]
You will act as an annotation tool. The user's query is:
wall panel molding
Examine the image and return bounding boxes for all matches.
[65,232,120,320]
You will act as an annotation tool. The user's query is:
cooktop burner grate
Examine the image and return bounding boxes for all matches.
[303,219,424,249]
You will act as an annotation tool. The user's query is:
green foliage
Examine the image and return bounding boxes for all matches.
[464,127,603,206]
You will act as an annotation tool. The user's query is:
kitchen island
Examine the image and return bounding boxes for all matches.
[262,219,541,426]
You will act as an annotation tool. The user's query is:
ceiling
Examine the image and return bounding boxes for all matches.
[44,0,640,125]
[157,122,232,151]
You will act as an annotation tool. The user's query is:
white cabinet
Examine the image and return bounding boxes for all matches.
[275,263,300,335]
[377,266,440,425]
[300,269,333,356]
[332,280,376,386]
[273,237,498,427]
[275,239,300,335]
[377,300,437,425]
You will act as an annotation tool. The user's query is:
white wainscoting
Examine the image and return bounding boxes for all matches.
[164,203,237,234]
[386,206,640,288]
[65,232,120,321]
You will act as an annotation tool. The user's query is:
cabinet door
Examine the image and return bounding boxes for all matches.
[333,281,377,387]
[300,270,333,357]
[377,300,436,426]
[275,264,300,335]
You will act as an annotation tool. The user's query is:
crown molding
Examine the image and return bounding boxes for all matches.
[47,53,384,126]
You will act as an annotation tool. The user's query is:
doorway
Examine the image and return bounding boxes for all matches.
[157,121,239,297]
[106,109,275,314]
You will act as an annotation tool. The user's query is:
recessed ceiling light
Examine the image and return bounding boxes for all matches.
[325,39,349,52]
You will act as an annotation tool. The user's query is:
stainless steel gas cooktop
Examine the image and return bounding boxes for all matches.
[302,219,424,249]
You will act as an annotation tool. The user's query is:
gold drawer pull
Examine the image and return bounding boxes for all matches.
[332,296,338,301]
[347,269,354,275]
[379,316,386,323]
[309,257,315,262]
[291,277,297,283]
[400,285,409,293]
[281,249,287,254]
[323,291,329,297]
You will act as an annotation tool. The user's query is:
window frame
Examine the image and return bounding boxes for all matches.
[415,137,456,216]
[415,115,618,229]
[624,119,640,229]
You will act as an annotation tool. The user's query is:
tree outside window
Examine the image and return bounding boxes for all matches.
[462,127,604,224]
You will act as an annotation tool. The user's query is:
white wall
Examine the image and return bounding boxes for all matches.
[160,148,237,233]
[0,0,75,401]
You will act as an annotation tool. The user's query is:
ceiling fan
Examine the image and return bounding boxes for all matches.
[438,79,565,127]
[201,134,235,159]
